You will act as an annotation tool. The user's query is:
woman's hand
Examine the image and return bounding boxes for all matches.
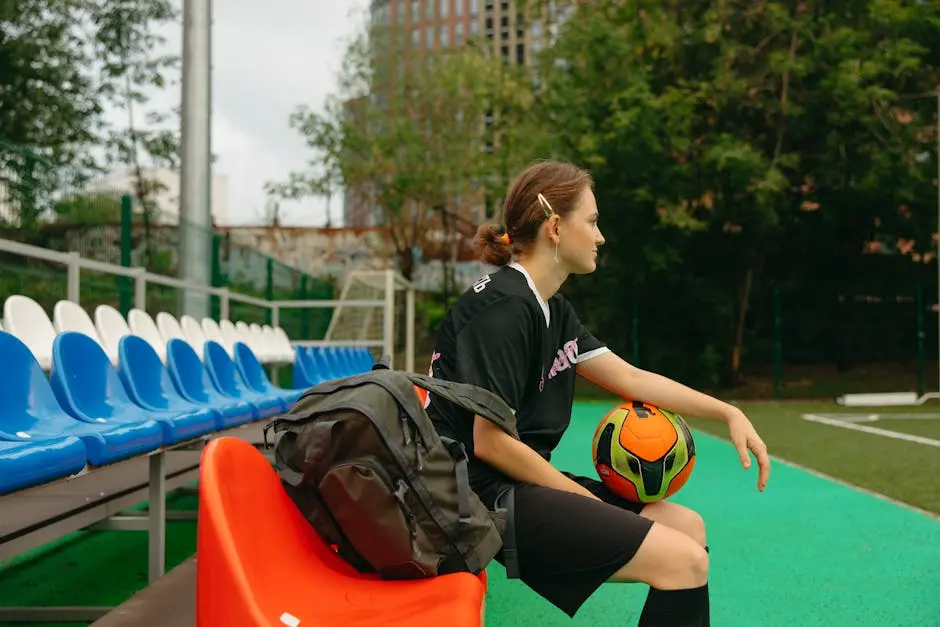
[725,408,771,492]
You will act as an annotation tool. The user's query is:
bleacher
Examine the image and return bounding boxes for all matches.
[0,239,486,626]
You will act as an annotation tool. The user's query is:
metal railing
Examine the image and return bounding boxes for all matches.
[0,237,416,371]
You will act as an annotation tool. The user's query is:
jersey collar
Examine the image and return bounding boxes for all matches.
[508,262,550,327]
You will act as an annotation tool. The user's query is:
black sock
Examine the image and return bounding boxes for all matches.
[638,585,710,627]
[638,546,710,627]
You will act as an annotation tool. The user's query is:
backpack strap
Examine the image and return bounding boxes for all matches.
[405,372,520,440]
[440,436,473,523]
[495,485,520,579]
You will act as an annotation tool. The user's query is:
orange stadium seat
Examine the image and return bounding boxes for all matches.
[196,437,488,627]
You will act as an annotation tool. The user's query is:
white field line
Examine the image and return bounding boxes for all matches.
[810,413,940,424]
[690,429,940,521]
[802,413,940,448]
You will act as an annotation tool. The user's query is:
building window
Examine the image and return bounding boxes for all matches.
[455,0,464,17]
[426,0,434,19]
[426,25,434,47]
[440,0,449,19]
[441,25,450,46]
[412,0,419,23]
[455,21,464,44]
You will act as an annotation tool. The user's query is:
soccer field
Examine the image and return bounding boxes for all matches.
[485,400,940,627]
[1,400,938,626]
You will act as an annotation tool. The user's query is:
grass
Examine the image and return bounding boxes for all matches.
[684,401,940,514]
[2,398,939,625]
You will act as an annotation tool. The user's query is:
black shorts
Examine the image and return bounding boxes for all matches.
[492,472,653,618]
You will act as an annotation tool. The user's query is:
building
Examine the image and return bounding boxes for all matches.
[343,0,554,228]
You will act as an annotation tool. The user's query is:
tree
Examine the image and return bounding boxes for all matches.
[0,0,179,227]
[532,0,940,386]
[269,15,545,280]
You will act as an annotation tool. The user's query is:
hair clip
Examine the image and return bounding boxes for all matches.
[537,193,555,218]
[500,232,511,245]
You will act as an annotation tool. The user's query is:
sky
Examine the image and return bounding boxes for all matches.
[105,0,368,227]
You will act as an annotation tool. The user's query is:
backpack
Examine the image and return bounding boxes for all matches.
[263,359,521,581]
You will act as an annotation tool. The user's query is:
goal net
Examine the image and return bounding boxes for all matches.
[324,269,415,371]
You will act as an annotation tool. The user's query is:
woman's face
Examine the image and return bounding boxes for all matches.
[556,187,605,274]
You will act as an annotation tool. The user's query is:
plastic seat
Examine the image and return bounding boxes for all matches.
[201,318,232,356]
[0,331,163,466]
[196,437,487,627]
[165,339,256,427]
[128,308,168,363]
[272,326,295,363]
[307,347,339,380]
[95,304,132,366]
[291,346,322,389]
[3,294,57,370]
[156,311,186,344]
[117,335,231,432]
[0,437,87,495]
[181,314,210,361]
[248,323,273,363]
[261,326,284,363]
[50,332,217,446]
[233,343,305,407]
[203,341,284,418]
[53,300,104,344]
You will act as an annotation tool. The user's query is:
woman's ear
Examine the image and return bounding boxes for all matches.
[546,215,561,243]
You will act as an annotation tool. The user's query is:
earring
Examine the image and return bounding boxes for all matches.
[554,241,559,264]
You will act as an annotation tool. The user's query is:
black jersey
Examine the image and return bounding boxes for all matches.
[424,263,609,500]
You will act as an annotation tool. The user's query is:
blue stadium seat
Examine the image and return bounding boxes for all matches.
[164,338,256,427]
[307,347,340,380]
[233,342,305,407]
[117,335,236,432]
[203,341,283,419]
[0,437,87,495]
[352,347,375,372]
[291,345,322,389]
[50,331,217,445]
[0,331,163,466]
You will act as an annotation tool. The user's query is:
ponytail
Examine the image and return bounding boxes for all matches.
[473,222,513,266]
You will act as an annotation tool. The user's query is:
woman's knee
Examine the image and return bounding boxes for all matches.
[640,501,707,547]
[609,522,709,589]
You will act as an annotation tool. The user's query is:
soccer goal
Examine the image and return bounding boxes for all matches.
[323,268,416,371]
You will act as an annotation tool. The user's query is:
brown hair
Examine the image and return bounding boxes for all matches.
[474,160,594,266]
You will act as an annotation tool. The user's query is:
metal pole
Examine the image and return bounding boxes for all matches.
[178,0,213,319]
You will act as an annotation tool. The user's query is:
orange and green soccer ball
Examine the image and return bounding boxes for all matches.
[592,401,696,504]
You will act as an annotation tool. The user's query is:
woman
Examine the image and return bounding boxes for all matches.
[423,160,770,626]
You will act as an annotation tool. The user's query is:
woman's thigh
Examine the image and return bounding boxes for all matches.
[499,482,654,617]
[564,472,707,546]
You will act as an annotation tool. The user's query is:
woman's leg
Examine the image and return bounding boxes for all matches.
[500,482,709,625]
[639,500,707,547]
[562,474,711,626]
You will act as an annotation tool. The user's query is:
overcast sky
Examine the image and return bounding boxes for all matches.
[106,0,368,227]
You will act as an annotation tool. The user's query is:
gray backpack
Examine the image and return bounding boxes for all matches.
[263,359,520,580]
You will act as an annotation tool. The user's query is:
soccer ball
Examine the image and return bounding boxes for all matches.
[591,401,696,504]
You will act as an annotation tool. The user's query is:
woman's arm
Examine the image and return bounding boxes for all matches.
[472,416,601,501]
[577,351,737,423]
[577,352,771,492]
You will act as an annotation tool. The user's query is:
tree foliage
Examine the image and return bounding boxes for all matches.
[532,0,940,386]
[0,0,179,227]
[270,18,545,279]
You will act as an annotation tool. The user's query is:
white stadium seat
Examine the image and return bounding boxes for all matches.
[180,314,209,361]
[94,304,132,366]
[156,312,186,344]
[128,308,168,363]
[201,317,231,356]
[273,326,295,363]
[3,295,58,370]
